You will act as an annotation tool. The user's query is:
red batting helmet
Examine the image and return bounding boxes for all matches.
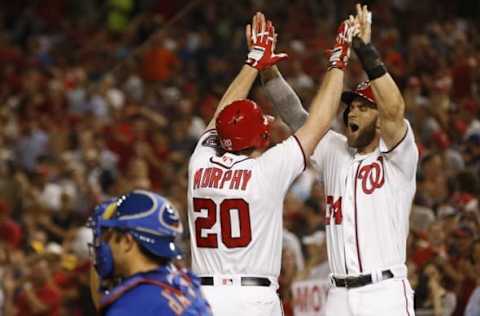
[216,99,271,152]
[341,81,377,125]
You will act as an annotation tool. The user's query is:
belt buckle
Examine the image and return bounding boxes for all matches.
[222,278,234,286]
[330,276,338,287]
[344,277,351,288]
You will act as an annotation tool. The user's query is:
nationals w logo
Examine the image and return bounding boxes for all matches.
[358,157,385,194]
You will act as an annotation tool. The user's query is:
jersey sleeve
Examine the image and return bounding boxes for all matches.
[379,119,419,180]
[310,130,348,181]
[256,135,306,195]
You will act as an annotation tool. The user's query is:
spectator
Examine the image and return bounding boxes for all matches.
[0,200,22,250]
[279,246,298,316]
[14,256,62,316]
[438,227,477,316]
[415,262,457,316]
[465,239,480,316]
[298,231,329,280]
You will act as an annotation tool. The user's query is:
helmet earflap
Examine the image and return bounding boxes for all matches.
[88,198,118,279]
[95,240,115,279]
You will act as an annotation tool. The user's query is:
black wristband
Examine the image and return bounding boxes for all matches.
[352,37,387,81]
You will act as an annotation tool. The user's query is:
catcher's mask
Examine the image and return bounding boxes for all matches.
[88,190,183,279]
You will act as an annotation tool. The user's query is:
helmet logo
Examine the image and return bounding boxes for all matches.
[201,134,219,149]
[102,202,118,220]
[220,138,233,151]
[159,203,183,234]
[137,234,155,244]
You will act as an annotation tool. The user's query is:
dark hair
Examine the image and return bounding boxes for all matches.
[414,261,447,307]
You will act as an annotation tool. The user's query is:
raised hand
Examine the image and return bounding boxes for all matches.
[245,13,256,50]
[327,16,359,71]
[355,3,372,44]
[245,12,288,71]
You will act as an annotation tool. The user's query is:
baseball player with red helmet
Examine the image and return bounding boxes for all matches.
[261,4,418,316]
[187,12,358,316]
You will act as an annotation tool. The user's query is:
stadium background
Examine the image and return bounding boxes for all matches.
[0,0,479,315]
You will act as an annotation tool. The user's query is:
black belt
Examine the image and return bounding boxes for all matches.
[333,270,394,289]
[200,276,271,287]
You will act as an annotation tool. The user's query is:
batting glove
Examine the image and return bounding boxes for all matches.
[246,21,288,71]
[327,16,359,71]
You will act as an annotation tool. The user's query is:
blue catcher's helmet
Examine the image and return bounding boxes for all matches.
[89,190,183,279]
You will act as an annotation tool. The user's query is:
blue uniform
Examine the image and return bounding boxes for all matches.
[100,265,212,316]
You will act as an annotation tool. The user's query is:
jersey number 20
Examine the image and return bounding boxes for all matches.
[193,198,252,248]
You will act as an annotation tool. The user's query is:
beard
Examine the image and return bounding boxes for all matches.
[347,118,377,149]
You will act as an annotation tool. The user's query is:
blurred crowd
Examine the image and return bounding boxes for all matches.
[0,0,479,315]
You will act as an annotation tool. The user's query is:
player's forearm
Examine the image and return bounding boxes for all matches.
[294,17,356,155]
[295,68,343,156]
[352,36,404,122]
[371,74,405,121]
[208,65,258,128]
[218,65,258,108]
[261,66,308,132]
[309,69,343,127]
[353,34,406,147]
[260,65,281,83]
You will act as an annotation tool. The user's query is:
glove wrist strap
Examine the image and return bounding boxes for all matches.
[352,38,387,80]
[328,63,347,71]
[327,47,348,71]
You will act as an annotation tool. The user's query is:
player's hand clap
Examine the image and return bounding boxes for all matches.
[245,12,288,71]
[355,3,372,44]
[327,15,359,71]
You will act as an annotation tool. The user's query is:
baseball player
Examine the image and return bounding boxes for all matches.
[88,190,212,316]
[261,4,418,315]
[187,12,358,316]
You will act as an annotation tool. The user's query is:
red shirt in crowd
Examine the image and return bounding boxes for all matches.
[0,219,22,249]
[15,283,61,316]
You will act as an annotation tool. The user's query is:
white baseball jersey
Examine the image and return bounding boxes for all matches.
[187,129,305,279]
[311,120,418,276]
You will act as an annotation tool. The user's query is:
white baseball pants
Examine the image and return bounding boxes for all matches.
[201,284,283,316]
[325,278,415,316]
